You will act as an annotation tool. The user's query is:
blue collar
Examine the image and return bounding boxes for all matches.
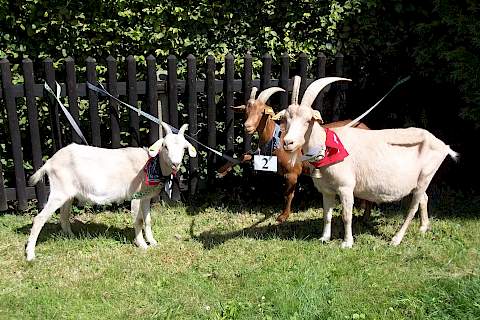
[259,123,281,156]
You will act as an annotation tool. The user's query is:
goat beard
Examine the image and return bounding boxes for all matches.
[287,151,299,168]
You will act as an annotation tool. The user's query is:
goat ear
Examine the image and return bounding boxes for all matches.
[312,110,324,123]
[230,105,246,113]
[148,138,164,157]
[185,141,197,157]
[271,109,286,121]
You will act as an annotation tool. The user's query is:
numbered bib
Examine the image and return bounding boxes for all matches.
[253,155,277,172]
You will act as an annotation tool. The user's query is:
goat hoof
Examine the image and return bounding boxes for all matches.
[390,236,402,246]
[340,241,353,249]
[63,230,74,237]
[148,239,158,247]
[134,240,149,250]
[419,225,429,234]
[276,215,288,224]
[319,236,331,243]
[26,252,36,262]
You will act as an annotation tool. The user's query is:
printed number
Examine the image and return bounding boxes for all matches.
[262,158,269,169]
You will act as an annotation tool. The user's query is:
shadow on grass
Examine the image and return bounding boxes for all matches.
[192,215,380,250]
[15,219,134,245]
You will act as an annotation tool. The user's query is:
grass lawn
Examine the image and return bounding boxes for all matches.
[0,193,479,319]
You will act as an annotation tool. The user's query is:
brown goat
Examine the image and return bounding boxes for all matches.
[230,83,371,223]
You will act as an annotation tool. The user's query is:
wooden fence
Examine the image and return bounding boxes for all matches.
[0,52,345,211]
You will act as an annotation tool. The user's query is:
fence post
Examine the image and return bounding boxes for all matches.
[167,55,178,128]
[279,53,289,108]
[166,55,180,201]
[261,53,272,90]
[146,55,159,145]
[206,55,216,185]
[44,58,63,151]
[332,52,344,121]
[0,66,8,210]
[86,57,101,146]
[106,56,121,148]
[0,160,7,211]
[298,52,308,101]
[243,52,253,153]
[186,54,199,196]
[64,57,82,144]
[224,53,234,154]
[313,52,326,112]
[126,55,139,146]
[0,58,28,210]
[23,58,47,208]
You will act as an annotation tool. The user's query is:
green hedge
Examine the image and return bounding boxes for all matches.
[0,0,361,68]
[1,0,479,191]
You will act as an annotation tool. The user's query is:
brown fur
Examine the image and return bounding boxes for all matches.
[242,100,371,223]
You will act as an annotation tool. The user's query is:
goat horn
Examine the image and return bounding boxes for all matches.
[161,121,173,135]
[300,77,351,109]
[291,76,301,105]
[230,105,246,111]
[250,87,258,100]
[257,87,285,104]
[178,123,189,136]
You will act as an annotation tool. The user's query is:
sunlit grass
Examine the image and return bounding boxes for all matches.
[0,199,479,319]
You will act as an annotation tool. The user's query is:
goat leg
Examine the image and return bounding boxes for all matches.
[276,173,298,223]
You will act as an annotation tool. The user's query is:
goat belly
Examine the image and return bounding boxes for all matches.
[350,148,422,203]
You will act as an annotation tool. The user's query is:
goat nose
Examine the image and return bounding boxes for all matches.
[284,139,294,149]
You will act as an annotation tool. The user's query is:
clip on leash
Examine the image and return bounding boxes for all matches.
[44,82,89,145]
[87,82,240,165]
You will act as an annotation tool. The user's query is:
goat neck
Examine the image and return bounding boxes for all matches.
[158,150,174,176]
[303,120,327,154]
[257,114,276,146]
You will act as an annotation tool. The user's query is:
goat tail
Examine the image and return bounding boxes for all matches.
[447,147,460,162]
[29,164,48,186]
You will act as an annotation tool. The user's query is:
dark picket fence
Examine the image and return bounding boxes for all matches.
[0,52,346,211]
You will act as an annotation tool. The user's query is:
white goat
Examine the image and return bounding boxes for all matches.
[26,122,196,261]
[274,77,458,248]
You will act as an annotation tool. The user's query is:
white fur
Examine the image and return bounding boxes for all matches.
[282,79,458,248]
[25,123,196,261]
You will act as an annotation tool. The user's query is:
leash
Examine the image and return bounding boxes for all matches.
[87,82,240,165]
[44,82,89,145]
[345,76,411,127]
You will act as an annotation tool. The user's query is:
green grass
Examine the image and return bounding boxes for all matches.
[0,199,479,320]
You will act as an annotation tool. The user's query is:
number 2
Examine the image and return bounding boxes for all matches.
[262,158,269,169]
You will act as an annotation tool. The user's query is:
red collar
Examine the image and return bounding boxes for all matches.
[309,128,349,168]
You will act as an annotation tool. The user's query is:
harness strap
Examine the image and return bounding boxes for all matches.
[259,122,281,156]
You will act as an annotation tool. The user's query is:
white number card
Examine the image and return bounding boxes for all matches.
[253,155,277,172]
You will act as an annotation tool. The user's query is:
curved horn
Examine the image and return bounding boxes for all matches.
[230,105,246,112]
[257,87,285,104]
[161,121,173,135]
[300,77,351,109]
[250,87,258,100]
[291,76,301,105]
[178,123,189,136]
